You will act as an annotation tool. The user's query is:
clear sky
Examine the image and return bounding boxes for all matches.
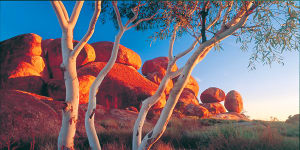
[0,2,298,121]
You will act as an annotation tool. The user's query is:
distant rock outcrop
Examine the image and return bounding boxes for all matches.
[200,87,225,103]
[91,41,142,70]
[224,90,243,113]
[0,33,48,94]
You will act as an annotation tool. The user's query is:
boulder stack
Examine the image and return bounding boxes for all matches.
[0,33,48,94]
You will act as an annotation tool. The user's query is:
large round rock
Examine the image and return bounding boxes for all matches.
[200,87,225,103]
[91,41,142,70]
[0,33,48,94]
[45,39,96,79]
[224,90,243,113]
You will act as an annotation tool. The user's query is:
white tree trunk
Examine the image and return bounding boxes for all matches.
[85,30,124,150]
[57,30,79,150]
[51,1,102,149]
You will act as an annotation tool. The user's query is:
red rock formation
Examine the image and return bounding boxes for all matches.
[183,104,209,118]
[142,57,178,94]
[45,38,95,79]
[200,87,225,103]
[224,90,243,113]
[142,57,178,77]
[77,62,164,108]
[91,41,142,70]
[46,79,66,101]
[177,88,200,106]
[173,75,200,96]
[0,90,60,148]
[0,33,48,94]
[200,102,226,115]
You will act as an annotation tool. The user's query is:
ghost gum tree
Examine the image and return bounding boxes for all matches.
[50,1,102,149]
[113,1,299,150]
[84,1,159,149]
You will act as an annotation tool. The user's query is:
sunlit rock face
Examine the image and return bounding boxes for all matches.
[200,102,226,115]
[0,33,49,94]
[183,104,209,118]
[176,89,200,109]
[77,62,165,109]
[200,87,226,103]
[224,90,243,113]
[44,38,96,80]
[173,75,199,96]
[91,41,142,70]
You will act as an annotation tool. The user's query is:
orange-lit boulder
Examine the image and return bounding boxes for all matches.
[146,72,174,94]
[0,33,43,57]
[173,75,199,96]
[183,104,209,118]
[142,57,178,94]
[200,102,226,115]
[142,57,178,78]
[224,90,243,113]
[45,39,95,79]
[177,88,200,106]
[0,33,48,94]
[200,87,225,103]
[91,41,142,70]
[78,62,163,108]
[78,75,96,104]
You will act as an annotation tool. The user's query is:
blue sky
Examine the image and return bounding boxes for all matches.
[1,1,298,121]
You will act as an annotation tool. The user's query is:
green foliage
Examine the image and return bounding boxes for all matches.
[102,1,299,69]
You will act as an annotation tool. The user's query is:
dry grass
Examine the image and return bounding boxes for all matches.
[2,116,299,150]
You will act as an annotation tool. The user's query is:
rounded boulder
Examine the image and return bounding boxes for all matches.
[45,39,96,79]
[91,41,142,70]
[200,87,225,103]
[224,90,243,113]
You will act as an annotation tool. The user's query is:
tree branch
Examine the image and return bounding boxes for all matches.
[221,1,233,29]
[174,36,200,61]
[69,1,84,28]
[71,1,102,58]
[169,67,183,79]
[168,25,178,60]
[127,12,158,30]
[58,1,69,22]
[50,1,68,29]
[206,2,223,30]
[112,1,124,30]
[124,2,145,28]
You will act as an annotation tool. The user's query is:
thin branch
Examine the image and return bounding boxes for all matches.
[206,2,223,30]
[127,12,158,30]
[221,1,233,29]
[174,36,200,61]
[69,1,84,28]
[112,1,124,30]
[71,1,102,58]
[50,1,68,29]
[58,1,69,22]
[169,67,183,79]
[124,2,145,27]
[168,25,178,60]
